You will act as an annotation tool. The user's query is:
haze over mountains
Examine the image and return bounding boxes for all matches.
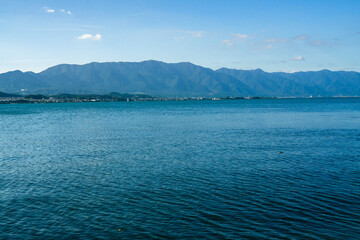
[0,60,359,97]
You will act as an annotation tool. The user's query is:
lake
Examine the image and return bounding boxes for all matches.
[1,98,360,239]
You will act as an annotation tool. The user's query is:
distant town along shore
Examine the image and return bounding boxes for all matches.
[0,92,274,104]
[1,91,358,105]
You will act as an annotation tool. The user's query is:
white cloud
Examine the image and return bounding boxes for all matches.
[77,34,102,40]
[173,30,204,42]
[290,56,305,61]
[232,33,250,39]
[176,30,204,38]
[185,30,203,38]
[221,33,250,46]
[46,8,55,13]
[221,40,234,46]
[61,9,72,15]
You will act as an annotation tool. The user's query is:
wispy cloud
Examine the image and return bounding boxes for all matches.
[174,36,185,42]
[264,34,331,48]
[44,7,73,15]
[284,70,298,73]
[337,67,357,71]
[77,34,102,41]
[190,31,204,38]
[61,9,72,15]
[29,24,102,32]
[232,33,250,40]
[251,37,290,50]
[264,44,273,50]
[221,40,234,46]
[173,30,204,42]
[222,32,331,51]
[290,56,305,61]
[222,33,251,46]
[29,27,84,31]
[294,34,333,47]
[44,7,55,13]
[293,34,309,41]
[265,38,288,43]
[307,40,330,46]
[176,30,204,38]
[250,42,274,50]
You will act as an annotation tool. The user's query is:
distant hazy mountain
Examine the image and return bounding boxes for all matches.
[0,91,21,97]
[0,60,359,97]
[216,68,360,97]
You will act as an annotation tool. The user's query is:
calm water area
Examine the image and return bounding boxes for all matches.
[1,98,360,239]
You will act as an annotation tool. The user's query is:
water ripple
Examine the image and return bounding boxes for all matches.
[1,99,360,239]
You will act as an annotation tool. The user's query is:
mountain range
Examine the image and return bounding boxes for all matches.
[1,60,359,97]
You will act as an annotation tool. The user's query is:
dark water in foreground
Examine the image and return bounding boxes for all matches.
[1,98,360,239]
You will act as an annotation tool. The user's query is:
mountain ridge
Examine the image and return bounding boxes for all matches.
[1,60,359,97]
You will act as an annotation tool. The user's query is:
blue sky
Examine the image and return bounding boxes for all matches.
[0,0,359,73]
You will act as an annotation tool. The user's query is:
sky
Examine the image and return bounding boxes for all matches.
[0,0,359,73]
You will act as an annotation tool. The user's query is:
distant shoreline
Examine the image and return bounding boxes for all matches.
[1,95,359,105]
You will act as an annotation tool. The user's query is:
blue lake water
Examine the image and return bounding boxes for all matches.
[1,98,360,239]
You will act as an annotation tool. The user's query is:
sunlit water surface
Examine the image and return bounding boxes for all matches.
[1,98,360,239]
